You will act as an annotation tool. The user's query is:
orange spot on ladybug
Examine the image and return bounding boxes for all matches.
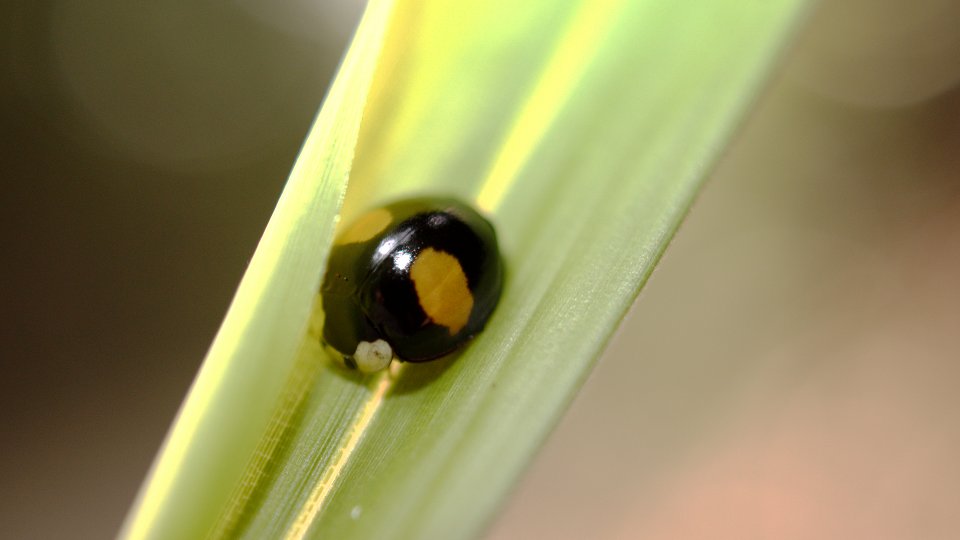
[409,248,473,334]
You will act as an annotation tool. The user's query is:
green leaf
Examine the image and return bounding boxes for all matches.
[121,0,808,539]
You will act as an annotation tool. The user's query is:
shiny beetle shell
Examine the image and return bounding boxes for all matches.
[320,197,503,371]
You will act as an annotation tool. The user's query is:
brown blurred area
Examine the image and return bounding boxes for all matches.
[2,1,959,539]
[490,1,960,538]
[1,1,363,538]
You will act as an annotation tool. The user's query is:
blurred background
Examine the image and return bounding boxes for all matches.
[3,1,959,538]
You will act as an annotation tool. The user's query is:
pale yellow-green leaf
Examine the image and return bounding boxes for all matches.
[121,0,809,539]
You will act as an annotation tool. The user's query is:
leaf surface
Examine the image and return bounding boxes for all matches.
[121,0,808,539]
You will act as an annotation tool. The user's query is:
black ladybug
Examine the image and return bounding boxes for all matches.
[320,197,503,372]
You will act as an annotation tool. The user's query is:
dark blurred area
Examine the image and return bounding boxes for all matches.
[1,1,363,537]
[3,0,960,539]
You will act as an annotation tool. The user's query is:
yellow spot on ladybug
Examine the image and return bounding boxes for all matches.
[410,248,473,335]
[336,208,392,244]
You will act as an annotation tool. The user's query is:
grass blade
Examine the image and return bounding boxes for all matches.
[122,0,808,538]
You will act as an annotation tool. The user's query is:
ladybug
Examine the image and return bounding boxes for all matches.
[320,197,503,372]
